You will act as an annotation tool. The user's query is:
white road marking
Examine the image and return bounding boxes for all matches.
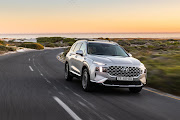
[65,88,96,109]
[29,58,31,61]
[32,58,52,84]
[53,96,82,120]
[106,115,116,120]
[73,92,95,109]
[37,62,51,76]
[29,66,34,71]
[58,92,64,95]
[78,100,105,119]
[63,85,96,108]
[65,86,70,90]
[44,78,51,83]
[53,86,58,90]
[78,101,88,108]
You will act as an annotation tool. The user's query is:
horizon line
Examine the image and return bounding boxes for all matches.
[1,32,180,34]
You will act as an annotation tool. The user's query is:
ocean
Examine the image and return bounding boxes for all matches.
[0,33,180,39]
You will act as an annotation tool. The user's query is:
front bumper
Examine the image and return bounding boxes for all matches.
[90,71,146,88]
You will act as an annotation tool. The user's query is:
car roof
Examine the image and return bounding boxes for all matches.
[76,40,117,45]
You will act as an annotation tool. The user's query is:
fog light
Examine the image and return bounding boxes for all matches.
[144,69,147,73]
[95,67,99,71]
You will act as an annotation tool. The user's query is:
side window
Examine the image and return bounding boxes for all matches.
[70,43,76,52]
[79,43,87,55]
[73,43,82,52]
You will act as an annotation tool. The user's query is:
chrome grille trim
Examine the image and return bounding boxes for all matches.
[107,66,141,77]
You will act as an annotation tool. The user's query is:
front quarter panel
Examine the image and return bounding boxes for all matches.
[81,57,94,76]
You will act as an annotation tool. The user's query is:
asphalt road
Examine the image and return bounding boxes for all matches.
[0,48,179,120]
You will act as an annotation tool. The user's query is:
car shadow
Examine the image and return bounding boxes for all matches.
[66,78,142,97]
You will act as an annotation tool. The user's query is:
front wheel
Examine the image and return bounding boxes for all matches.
[65,63,73,81]
[129,87,142,93]
[81,68,94,92]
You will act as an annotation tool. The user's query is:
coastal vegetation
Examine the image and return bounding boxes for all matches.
[37,37,76,47]
[0,40,44,54]
[0,40,17,54]
[19,43,44,50]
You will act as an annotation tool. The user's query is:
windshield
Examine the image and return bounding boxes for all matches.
[87,43,129,57]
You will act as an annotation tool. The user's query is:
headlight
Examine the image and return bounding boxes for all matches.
[140,63,145,68]
[140,63,147,74]
[93,61,107,72]
[95,66,108,72]
[93,61,106,66]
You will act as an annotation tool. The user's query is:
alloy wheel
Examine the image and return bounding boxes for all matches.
[82,70,88,89]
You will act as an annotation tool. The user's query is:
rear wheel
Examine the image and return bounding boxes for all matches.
[81,68,94,92]
[129,87,142,93]
[65,63,73,81]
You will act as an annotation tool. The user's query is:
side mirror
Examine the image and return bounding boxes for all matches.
[128,53,132,57]
[76,50,83,56]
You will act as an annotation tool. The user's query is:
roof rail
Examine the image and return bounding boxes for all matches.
[76,38,111,42]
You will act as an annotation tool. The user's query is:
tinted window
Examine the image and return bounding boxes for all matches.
[74,43,82,52]
[79,43,87,55]
[87,43,128,57]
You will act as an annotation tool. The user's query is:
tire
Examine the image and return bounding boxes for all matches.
[81,68,94,92]
[129,87,142,93]
[65,63,73,81]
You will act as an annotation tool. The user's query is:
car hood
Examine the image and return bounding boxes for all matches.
[88,55,141,66]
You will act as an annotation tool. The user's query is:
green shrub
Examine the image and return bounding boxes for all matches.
[7,47,16,51]
[59,43,68,47]
[63,38,76,43]
[166,41,180,45]
[37,37,76,45]
[68,41,74,46]
[19,43,44,50]
[0,45,7,51]
[118,40,131,46]
[147,45,155,49]
[130,40,147,45]
[54,43,60,47]
[105,38,110,40]
[45,43,55,47]
[0,40,5,45]
[37,37,64,43]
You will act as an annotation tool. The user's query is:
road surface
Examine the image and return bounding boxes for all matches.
[0,48,179,120]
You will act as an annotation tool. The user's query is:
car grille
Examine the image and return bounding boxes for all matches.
[104,80,142,85]
[107,66,141,77]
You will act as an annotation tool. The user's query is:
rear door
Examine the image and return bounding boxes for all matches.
[70,42,82,74]
[74,42,87,75]
[68,43,77,71]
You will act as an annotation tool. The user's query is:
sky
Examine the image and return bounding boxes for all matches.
[0,0,180,33]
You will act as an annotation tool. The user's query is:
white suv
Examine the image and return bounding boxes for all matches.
[65,40,147,93]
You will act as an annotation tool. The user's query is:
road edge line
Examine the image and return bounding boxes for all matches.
[53,96,82,120]
[143,87,180,101]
